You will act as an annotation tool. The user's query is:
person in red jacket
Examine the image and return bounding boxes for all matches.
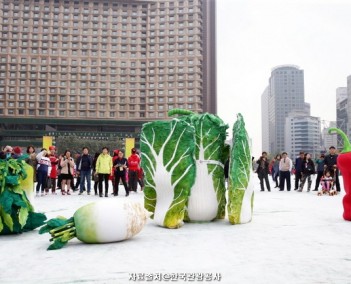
[128,148,140,192]
[46,145,59,194]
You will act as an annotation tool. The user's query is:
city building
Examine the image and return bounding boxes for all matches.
[266,65,305,155]
[261,86,269,152]
[336,87,348,149]
[285,111,321,159]
[0,0,216,148]
[321,121,337,151]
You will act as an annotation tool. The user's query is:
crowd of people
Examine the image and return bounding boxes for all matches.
[0,145,144,198]
[254,146,341,195]
[1,143,342,196]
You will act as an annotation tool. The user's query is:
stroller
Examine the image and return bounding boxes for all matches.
[317,168,337,196]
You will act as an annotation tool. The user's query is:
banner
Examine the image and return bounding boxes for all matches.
[43,136,53,150]
[125,138,135,158]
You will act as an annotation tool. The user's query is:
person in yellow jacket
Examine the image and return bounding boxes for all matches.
[95,147,113,197]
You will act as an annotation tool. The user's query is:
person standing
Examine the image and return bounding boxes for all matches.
[0,145,13,159]
[110,149,120,192]
[73,153,81,191]
[56,154,63,191]
[313,154,325,191]
[47,146,59,194]
[273,154,281,188]
[128,148,141,192]
[92,152,100,195]
[12,146,22,159]
[26,145,37,183]
[256,152,271,192]
[77,147,93,195]
[298,153,315,192]
[36,149,51,196]
[96,147,113,197]
[294,152,304,190]
[324,146,341,192]
[113,151,129,196]
[279,152,292,191]
[60,150,75,195]
[138,166,145,191]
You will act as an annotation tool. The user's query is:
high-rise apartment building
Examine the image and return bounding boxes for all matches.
[266,65,305,155]
[285,110,321,159]
[0,0,216,147]
[336,87,348,149]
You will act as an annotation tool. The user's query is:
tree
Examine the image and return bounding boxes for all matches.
[55,136,124,156]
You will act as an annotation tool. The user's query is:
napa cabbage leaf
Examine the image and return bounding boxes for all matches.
[180,113,228,222]
[141,119,196,228]
[227,113,254,224]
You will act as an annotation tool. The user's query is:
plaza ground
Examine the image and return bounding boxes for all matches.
[1,177,351,284]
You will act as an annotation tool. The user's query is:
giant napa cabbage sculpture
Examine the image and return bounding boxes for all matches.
[141,110,254,228]
[227,113,254,224]
[140,118,196,228]
[168,110,229,222]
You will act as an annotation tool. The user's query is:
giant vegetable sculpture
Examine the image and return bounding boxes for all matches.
[0,156,46,235]
[40,199,150,250]
[227,114,254,224]
[328,128,351,221]
[169,110,228,222]
[140,119,196,228]
[141,110,254,228]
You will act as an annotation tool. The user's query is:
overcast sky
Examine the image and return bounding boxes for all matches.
[216,0,351,157]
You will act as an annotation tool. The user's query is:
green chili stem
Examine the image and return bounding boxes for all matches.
[329,128,351,153]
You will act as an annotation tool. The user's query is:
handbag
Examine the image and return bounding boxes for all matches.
[92,171,99,182]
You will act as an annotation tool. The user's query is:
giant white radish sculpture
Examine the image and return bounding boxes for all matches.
[40,199,150,250]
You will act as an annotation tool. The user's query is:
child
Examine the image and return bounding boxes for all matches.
[318,171,335,196]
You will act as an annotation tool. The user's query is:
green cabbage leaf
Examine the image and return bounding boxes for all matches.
[227,114,254,224]
[141,119,196,228]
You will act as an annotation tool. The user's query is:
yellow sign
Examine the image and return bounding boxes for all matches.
[125,138,135,158]
[43,136,53,150]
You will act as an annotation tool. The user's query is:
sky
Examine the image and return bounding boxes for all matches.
[216,0,351,157]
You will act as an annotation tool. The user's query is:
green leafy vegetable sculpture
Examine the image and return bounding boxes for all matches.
[0,156,47,234]
[141,110,253,227]
[227,114,254,224]
[169,110,229,222]
[140,119,196,228]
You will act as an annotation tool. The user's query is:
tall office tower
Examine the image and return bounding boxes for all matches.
[285,110,321,159]
[336,87,348,148]
[0,0,216,147]
[267,65,305,155]
[261,86,269,152]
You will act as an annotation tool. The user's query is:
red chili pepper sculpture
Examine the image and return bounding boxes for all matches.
[329,128,351,221]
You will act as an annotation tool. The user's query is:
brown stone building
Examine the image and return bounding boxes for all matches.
[0,0,216,147]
